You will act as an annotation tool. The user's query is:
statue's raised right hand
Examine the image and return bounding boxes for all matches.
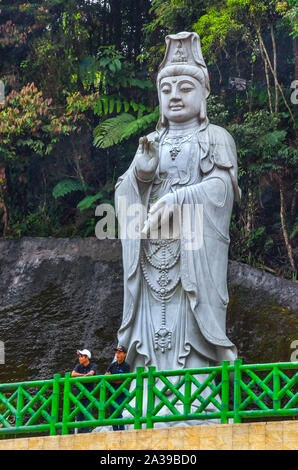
[134,136,159,182]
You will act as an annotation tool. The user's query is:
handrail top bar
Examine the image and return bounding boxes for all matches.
[0,378,54,390]
[0,361,297,388]
[68,372,136,382]
[236,362,298,370]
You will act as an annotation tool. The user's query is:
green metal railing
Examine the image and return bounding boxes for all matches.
[0,360,297,437]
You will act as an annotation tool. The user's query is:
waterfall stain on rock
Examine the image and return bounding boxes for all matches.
[227,285,297,364]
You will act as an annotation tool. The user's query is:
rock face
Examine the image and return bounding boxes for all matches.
[0,237,297,383]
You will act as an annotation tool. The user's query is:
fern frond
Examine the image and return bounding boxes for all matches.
[120,107,159,140]
[77,192,103,211]
[93,97,151,117]
[93,113,135,148]
[52,179,86,199]
[93,107,159,149]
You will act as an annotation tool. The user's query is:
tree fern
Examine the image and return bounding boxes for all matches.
[93,97,151,117]
[93,113,135,148]
[52,179,87,199]
[77,192,103,211]
[121,107,160,140]
[93,107,159,149]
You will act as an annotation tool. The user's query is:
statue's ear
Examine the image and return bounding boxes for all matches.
[204,87,210,99]
[157,87,167,129]
[160,109,168,127]
[198,98,207,122]
[156,101,168,129]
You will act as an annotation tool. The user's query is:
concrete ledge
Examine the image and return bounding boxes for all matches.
[0,420,297,450]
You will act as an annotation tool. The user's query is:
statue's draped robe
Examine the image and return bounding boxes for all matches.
[115,122,240,372]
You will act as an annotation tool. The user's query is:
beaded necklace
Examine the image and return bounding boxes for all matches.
[162,132,195,160]
[141,239,180,353]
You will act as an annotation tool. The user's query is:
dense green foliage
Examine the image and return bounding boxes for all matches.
[0,0,297,278]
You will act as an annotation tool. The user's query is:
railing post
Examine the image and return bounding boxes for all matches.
[62,372,71,435]
[184,371,191,416]
[146,366,156,429]
[221,361,230,424]
[273,365,281,411]
[98,376,106,421]
[50,374,61,436]
[135,366,145,430]
[15,385,24,429]
[233,359,242,423]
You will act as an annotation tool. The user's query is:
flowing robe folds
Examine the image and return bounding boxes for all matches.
[115,122,240,373]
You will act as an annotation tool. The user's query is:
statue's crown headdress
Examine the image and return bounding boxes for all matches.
[156,32,210,131]
[171,40,188,63]
[157,31,210,95]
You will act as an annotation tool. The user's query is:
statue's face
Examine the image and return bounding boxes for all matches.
[160,75,203,123]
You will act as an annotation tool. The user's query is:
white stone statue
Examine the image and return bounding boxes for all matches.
[114,33,241,416]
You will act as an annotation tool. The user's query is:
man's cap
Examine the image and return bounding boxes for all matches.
[77,349,91,359]
[114,346,127,353]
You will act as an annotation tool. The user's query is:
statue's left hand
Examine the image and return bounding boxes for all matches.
[142,192,176,236]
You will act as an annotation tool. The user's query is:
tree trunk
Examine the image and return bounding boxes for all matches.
[245,181,255,237]
[110,0,122,50]
[270,24,278,113]
[279,182,296,272]
[258,31,273,113]
[246,187,254,234]
[215,61,223,85]
[257,29,295,122]
[133,0,142,58]
[264,56,273,114]
[102,0,107,44]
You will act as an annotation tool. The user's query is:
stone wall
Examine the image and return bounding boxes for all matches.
[0,421,296,450]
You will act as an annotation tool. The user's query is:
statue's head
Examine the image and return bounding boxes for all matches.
[157,32,210,128]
